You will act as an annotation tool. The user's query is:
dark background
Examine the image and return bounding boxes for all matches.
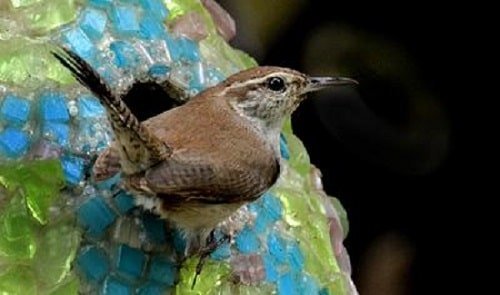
[219,1,481,294]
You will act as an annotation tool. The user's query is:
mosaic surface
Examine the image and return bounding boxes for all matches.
[0,0,356,294]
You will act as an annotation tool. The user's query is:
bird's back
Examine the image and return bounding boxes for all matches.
[144,93,278,180]
[136,94,280,230]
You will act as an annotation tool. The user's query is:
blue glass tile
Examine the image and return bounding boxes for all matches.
[287,241,304,271]
[164,34,181,61]
[248,202,260,214]
[142,213,167,244]
[280,133,290,160]
[267,232,287,264]
[256,213,273,235]
[277,272,298,295]
[78,94,106,118]
[299,274,320,295]
[165,35,200,62]
[137,283,166,295]
[0,94,30,126]
[39,92,69,123]
[148,256,176,286]
[114,191,136,214]
[178,37,200,62]
[77,196,117,237]
[148,64,170,79]
[235,226,260,254]
[210,242,231,261]
[42,122,70,147]
[172,228,187,255]
[262,253,279,282]
[62,27,96,61]
[110,41,140,69]
[89,0,112,7]
[139,16,166,39]
[190,62,206,93]
[95,173,122,191]
[97,66,119,85]
[207,68,225,84]
[139,0,169,21]
[261,192,282,222]
[102,276,133,295]
[0,128,29,158]
[280,132,288,144]
[76,246,109,283]
[253,208,272,234]
[79,8,107,41]
[61,155,85,185]
[115,244,146,280]
[210,229,231,260]
[110,5,140,36]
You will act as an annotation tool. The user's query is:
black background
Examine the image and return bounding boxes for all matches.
[220,1,483,294]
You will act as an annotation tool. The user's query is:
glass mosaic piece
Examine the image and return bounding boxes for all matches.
[79,8,108,41]
[76,246,110,283]
[0,94,31,126]
[77,197,117,237]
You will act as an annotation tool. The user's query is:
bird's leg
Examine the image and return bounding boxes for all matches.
[191,230,230,289]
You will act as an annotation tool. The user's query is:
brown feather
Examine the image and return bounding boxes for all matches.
[93,145,121,181]
[123,88,280,230]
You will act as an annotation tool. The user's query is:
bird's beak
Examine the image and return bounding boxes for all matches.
[303,76,358,93]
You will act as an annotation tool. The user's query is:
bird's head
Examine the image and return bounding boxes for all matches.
[220,66,357,129]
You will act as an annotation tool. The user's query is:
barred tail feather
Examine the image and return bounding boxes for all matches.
[52,46,171,171]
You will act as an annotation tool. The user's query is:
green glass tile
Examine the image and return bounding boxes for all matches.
[0,39,75,87]
[323,273,348,295]
[163,0,203,21]
[23,0,77,33]
[0,195,37,261]
[0,265,37,295]
[45,54,77,86]
[22,161,65,225]
[0,160,65,225]
[285,134,311,178]
[0,40,32,85]
[175,257,230,295]
[47,274,80,295]
[34,217,81,288]
[199,35,257,76]
[9,0,44,8]
[282,116,293,135]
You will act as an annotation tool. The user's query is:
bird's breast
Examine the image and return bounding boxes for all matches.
[157,197,246,231]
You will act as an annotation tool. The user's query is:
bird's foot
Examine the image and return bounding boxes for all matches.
[191,230,230,289]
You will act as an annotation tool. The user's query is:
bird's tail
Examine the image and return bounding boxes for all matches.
[52,47,171,172]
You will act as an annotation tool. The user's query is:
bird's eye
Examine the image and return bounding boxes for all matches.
[266,77,286,92]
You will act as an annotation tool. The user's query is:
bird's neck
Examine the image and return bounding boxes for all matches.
[226,95,284,158]
[239,111,284,158]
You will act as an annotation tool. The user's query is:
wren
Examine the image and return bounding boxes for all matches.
[52,47,356,251]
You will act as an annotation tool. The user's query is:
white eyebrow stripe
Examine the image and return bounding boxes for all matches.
[221,73,297,95]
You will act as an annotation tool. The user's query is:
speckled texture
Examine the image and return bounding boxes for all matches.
[0,1,356,294]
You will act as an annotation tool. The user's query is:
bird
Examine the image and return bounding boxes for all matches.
[52,47,357,253]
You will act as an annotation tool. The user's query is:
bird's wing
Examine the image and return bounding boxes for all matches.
[52,47,171,173]
[128,155,280,204]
